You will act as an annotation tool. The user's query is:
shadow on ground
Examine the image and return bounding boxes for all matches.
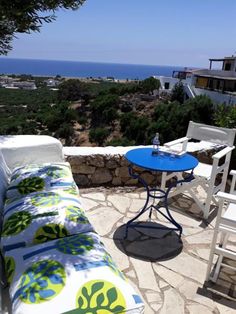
[113,221,183,262]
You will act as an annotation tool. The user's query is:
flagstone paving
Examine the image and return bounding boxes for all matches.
[81,187,236,314]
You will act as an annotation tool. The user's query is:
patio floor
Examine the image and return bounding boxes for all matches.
[80,186,236,314]
[1,186,236,313]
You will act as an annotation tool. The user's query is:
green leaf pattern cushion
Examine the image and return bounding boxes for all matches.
[5,232,144,314]
[6,162,76,199]
[1,190,93,252]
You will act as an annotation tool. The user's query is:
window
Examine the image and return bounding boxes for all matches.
[164,82,170,89]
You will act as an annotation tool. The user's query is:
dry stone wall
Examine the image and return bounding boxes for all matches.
[64,143,222,187]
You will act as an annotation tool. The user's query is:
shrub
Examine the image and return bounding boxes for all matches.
[89,128,109,145]
[106,137,135,146]
[58,79,86,102]
[139,77,160,94]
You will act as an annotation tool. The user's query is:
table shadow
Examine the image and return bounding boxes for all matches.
[113,221,183,262]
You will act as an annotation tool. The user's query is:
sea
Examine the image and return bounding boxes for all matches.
[0,58,186,80]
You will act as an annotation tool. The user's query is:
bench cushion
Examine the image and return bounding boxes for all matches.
[1,190,94,253]
[5,232,144,314]
[6,162,75,200]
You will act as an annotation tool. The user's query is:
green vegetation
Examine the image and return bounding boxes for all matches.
[89,128,109,145]
[0,87,75,142]
[58,79,86,101]
[139,77,160,94]
[1,78,235,152]
[171,81,185,103]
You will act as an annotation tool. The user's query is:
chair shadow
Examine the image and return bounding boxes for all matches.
[197,281,236,310]
[166,194,218,228]
[113,221,183,262]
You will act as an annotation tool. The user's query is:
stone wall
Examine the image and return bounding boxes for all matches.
[64,143,222,187]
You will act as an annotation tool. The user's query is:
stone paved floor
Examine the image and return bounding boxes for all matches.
[80,187,236,314]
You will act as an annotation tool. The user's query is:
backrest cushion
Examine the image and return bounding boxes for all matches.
[0,149,11,211]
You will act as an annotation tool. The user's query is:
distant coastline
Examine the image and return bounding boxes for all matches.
[0,57,187,80]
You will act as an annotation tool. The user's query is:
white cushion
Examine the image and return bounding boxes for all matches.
[5,232,144,314]
[0,135,64,171]
[0,149,11,211]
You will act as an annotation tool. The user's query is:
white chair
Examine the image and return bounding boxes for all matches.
[206,170,236,282]
[162,121,236,219]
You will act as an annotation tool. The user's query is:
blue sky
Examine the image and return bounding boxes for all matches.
[7,0,236,67]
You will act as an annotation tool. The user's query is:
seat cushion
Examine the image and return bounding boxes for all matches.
[186,162,213,179]
[5,232,144,314]
[1,190,93,253]
[6,162,76,200]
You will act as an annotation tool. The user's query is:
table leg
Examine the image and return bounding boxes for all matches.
[125,166,194,239]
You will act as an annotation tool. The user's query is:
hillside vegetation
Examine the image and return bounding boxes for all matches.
[0,78,235,150]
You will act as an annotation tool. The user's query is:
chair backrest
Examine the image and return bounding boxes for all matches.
[186,121,236,146]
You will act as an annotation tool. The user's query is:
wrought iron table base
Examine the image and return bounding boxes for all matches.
[125,166,194,239]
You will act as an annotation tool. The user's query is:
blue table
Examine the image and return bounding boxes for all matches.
[125,147,199,238]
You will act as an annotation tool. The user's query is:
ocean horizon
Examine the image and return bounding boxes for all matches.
[0,58,189,80]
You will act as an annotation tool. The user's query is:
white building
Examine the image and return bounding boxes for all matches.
[155,56,236,105]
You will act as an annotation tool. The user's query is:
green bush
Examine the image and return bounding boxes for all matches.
[106,137,135,146]
[56,124,74,138]
[90,94,119,126]
[171,82,185,103]
[89,128,110,145]
[58,79,86,102]
[139,77,160,94]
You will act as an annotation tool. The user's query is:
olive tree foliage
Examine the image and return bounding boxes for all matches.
[139,77,160,94]
[0,0,86,54]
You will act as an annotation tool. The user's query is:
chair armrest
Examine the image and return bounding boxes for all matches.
[230,170,236,177]
[212,146,235,160]
[164,137,189,147]
[217,191,236,204]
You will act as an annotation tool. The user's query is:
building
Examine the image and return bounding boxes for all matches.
[155,55,236,105]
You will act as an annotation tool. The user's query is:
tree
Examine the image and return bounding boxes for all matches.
[0,1,86,54]
[58,79,86,102]
[171,81,185,103]
[139,77,160,94]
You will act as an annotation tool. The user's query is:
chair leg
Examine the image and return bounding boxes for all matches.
[206,229,219,281]
[211,232,229,282]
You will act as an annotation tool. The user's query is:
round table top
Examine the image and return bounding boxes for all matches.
[125,147,198,172]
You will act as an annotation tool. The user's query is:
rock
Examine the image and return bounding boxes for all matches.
[125,178,138,185]
[106,159,118,169]
[120,157,129,167]
[88,155,105,167]
[115,166,130,178]
[73,174,89,186]
[67,155,87,165]
[72,163,95,174]
[112,177,122,186]
[91,168,112,184]
[141,172,155,185]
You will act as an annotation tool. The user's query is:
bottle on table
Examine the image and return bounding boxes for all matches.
[152,132,160,156]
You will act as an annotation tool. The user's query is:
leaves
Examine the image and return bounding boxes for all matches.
[17,177,45,195]
[2,211,32,236]
[65,205,89,224]
[14,260,66,304]
[0,1,86,54]
[56,234,94,255]
[5,256,15,284]
[76,280,126,313]
[34,223,69,244]
[30,192,61,207]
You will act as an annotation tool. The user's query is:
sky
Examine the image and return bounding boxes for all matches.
[6,0,236,68]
